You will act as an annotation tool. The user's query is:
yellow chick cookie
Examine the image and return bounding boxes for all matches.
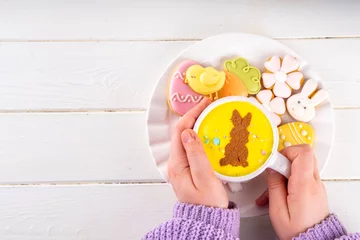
[278,122,315,151]
[185,65,226,100]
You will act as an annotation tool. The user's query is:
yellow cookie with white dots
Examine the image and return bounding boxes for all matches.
[278,122,315,151]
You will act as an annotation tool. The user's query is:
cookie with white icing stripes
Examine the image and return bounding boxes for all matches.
[278,122,315,151]
[168,60,204,116]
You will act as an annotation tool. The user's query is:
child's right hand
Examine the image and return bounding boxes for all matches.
[167,98,229,209]
[256,145,330,240]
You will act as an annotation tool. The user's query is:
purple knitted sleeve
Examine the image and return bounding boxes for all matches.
[142,202,240,240]
[294,214,360,240]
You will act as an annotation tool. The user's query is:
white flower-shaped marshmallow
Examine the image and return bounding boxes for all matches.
[262,55,304,98]
[256,90,286,126]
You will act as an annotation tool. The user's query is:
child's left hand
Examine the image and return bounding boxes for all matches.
[167,98,229,208]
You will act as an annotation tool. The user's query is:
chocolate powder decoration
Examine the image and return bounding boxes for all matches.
[220,110,252,167]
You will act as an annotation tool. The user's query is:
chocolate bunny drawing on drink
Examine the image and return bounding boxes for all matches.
[287,79,329,122]
[220,110,252,167]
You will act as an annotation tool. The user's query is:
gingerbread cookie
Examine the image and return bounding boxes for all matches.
[218,71,248,98]
[287,79,328,122]
[224,57,261,94]
[278,122,315,151]
[262,55,304,98]
[185,65,226,100]
[168,60,204,116]
[256,90,285,126]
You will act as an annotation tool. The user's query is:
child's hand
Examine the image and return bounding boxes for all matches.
[167,98,229,208]
[256,145,330,240]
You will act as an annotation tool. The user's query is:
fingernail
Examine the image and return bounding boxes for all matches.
[267,168,276,174]
[181,130,195,143]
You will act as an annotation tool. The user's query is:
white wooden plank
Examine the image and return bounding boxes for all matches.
[0,112,163,183]
[0,109,357,183]
[325,109,360,179]
[0,182,358,240]
[0,0,360,40]
[0,41,187,111]
[0,39,360,111]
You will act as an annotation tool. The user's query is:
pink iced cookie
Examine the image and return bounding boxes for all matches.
[287,79,328,122]
[262,55,304,98]
[168,60,204,115]
[256,90,286,126]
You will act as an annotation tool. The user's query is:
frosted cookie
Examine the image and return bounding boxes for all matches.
[185,65,226,100]
[278,122,315,151]
[287,79,329,122]
[224,57,261,94]
[262,55,304,98]
[256,90,285,126]
[218,71,248,98]
[168,60,204,115]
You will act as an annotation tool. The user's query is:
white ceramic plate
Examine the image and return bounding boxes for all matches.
[146,33,335,218]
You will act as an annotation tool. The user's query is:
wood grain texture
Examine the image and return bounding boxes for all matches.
[0,1,359,239]
[0,109,357,184]
[0,112,162,183]
[0,0,360,40]
[0,41,184,111]
[0,182,358,240]
[0,39,360,111]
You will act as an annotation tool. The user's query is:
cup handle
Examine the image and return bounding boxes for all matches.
[268,152,291,178]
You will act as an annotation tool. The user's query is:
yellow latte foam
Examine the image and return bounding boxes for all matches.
[198,101,274,177]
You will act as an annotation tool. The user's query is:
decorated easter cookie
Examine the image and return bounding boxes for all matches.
[185,65,226,100]
[168,60,204,115]
[218,71,248,98]
[256,90,285,126]
[287,79,329,122]
[262,55,304,98]
[197,101,273,177]
[224,57,261,94]
[278,122,315,151]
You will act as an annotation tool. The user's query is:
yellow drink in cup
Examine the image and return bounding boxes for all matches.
[194,97,290,183]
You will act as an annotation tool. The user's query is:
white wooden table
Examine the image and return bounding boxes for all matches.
[0,1,359,239]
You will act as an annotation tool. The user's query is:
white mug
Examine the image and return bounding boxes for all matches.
[193,96,291,183]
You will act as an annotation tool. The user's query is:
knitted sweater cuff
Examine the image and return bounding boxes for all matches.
[173,201,240,237]
[294,214,347,240]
